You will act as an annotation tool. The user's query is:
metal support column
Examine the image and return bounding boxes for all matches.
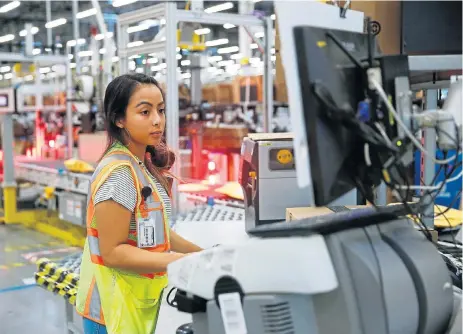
[24,23,34,57]
[263,16,273,133]
[46,0,52,46]
[2,111,17,223]
[239,0,253,59]
[422,89,438,228]
[66,57,74,158]
[117,18,129,74]
[72,0,80,75]
[190,53,202,105]
[165,2,180,215]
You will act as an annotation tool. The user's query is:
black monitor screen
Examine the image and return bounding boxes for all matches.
[294,26,380,206]
[402,1,462,55]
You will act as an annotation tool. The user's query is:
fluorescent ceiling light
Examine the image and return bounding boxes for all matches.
[205,38,228,47]
[218,60,234,67]
[223,23,235,29]
[78,51,93,57]
[24,75,34,82]
[0,1,20,13]
[68,54,74,60]
[270,14,276,20]
[217,46,239,54]
[194,28,210,35]
[32,48,41,55]
[254,32,264,38]
[181,60,191,66]
[70,63,76,68]
[135,68,144,73]
[0,66,11,73]
[113,0,138,7]
[271,55,276,61]
[39,67,51,74]
[45,18,67,29]
[129,54,140,59]
[127,20,158,34]
[56,43,63,48]
[208,55,223,62]
[205,2,233,13]
[0,34,14,43]
[151,63,167,71]
[250,43,258,49]
[19,26,39,37]
[99,48,106,54]
[147,57,158,64]
[4,73,13,79]
[47,72,57,78]
[76,8,97,19]
[127,41,144,48]
[182,73,191,79]
[68,38,86,46]
[249,57,261,64]
[230,53,243,60]
[127,24,150,34]
[95,32,113,41]
[176,54,182,60]
[271,48,275,54]
[112,56,120,62]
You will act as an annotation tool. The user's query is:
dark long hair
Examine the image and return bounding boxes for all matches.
[102,73,175,191]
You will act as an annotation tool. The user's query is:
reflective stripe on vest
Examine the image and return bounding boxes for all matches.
[86,278,103,320]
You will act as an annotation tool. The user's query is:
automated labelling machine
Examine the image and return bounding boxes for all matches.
[239,133,312,231]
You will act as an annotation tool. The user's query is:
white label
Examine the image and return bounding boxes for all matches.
[137,217,156,248]
[218,293,248,334]
[75,205,82,219]
[66,200,74,216]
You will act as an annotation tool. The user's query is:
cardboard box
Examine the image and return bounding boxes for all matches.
[349,1,401,55]
[286,205,368,222]
[274,18,287,103]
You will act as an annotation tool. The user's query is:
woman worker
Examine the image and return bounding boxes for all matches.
[76,73,203,334]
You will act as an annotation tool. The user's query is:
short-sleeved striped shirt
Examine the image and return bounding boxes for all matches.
[94,164,171,230]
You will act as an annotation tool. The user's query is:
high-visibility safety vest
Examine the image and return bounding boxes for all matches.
[76,143,171,334]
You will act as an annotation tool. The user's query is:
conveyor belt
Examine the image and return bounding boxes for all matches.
[174,204,244,223]
[15,160,92,195]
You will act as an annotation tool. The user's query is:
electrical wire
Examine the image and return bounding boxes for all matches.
[370,78,457,165]
[166,287,177,308]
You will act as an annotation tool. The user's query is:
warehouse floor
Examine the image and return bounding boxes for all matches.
[0,223,192,334]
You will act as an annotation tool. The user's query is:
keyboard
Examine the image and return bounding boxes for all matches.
[437,241,462,288]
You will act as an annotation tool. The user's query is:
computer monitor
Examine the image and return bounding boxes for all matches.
[293,26,382,206]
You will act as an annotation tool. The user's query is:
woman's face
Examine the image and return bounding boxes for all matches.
[119,84,165,147]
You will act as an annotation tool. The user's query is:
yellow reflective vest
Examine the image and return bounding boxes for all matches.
[76,143,170,333]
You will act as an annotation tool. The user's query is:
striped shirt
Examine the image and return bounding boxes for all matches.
[94,165,172,230]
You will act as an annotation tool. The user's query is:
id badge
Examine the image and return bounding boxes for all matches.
[137,216,157,248]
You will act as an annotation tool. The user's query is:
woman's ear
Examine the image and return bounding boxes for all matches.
[116,120,124,129]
